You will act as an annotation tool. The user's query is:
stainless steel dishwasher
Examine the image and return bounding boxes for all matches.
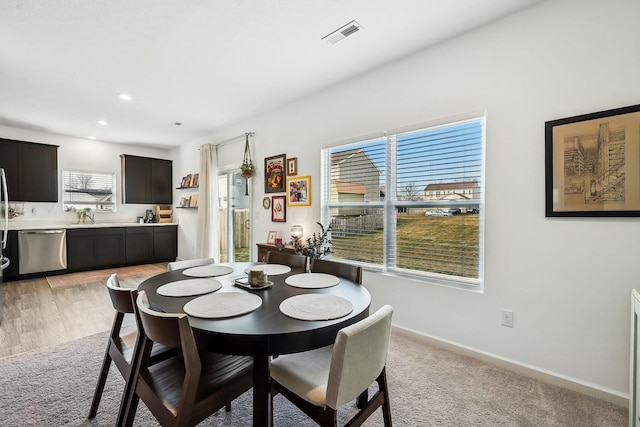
[18,229,67,274]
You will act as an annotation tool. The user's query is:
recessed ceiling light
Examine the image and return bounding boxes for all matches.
[88,135,96,140]
[322,20,361,45]
[97,120,108,126]
[118,93,132,101]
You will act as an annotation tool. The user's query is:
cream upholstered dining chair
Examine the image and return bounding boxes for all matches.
[88,274,176,419]
[311,258,362,284]
[265,251,307,270]
[121,291,254,427]
[270,305,394,426]
[167,257,215,271]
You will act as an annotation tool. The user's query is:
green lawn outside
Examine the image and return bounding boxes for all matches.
[333,212,479,278]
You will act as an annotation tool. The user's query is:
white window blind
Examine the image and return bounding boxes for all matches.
[322,117,484,287]
[63,169,116,212]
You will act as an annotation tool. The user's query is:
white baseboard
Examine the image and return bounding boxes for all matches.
[392,325,629,409]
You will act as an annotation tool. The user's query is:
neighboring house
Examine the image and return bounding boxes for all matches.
[330,149,380,216]
[423,181,480,201]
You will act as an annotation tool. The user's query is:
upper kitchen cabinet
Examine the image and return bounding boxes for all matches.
[0,138,58,202]
[121,154,172,204]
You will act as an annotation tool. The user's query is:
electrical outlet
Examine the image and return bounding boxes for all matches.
[501,309,514,327]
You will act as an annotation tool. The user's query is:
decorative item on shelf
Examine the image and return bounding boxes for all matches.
[178,173,199,189]
[291,222,333,260]
[240,132,255,195]
[267,230,277,245]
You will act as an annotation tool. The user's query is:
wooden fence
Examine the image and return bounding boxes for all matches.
[219,208,250,249]
[331,213,384,237]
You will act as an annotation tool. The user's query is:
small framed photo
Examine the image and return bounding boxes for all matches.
[287,157,298,176]
[265,153,286,193]
[287,175,311,207]
[546,103,640,217]
[271,195,286,222]
[267,230,277,244]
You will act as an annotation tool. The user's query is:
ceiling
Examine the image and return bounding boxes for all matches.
[0,0,543,149]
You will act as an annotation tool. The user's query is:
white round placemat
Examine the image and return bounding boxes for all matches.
[244,264,291,275]
[279,294,353,321]
[183,264,234,277]
[156,279,222,297]
[285,273,340,289]
[183,292,262,319]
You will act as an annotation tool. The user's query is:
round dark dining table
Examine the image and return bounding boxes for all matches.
[138,262,371,427]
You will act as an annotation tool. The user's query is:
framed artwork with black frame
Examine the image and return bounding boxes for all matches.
[265,154,286,193]
[545,103,640,217]
[271,195,286,222]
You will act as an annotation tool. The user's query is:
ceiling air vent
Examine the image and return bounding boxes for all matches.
[322,20,361,45]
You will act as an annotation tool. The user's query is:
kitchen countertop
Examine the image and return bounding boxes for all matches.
[7,220,177,231]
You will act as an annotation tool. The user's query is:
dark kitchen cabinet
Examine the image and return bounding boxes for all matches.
[0,138,58,202]
[67,228,126,271]
[153,225,178,262]
[121,155,172,204]
[125,227,154,264]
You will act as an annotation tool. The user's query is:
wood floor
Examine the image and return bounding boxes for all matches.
[0,274,147,359]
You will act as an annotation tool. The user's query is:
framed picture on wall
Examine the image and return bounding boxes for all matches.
[265,154,286,193]
[287,175,311,207]
[271,195,286,222]
[545,103,640,217]
[287,157,298,176]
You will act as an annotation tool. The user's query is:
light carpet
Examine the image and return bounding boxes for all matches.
[46,263,167,289]
[0,329,626,426]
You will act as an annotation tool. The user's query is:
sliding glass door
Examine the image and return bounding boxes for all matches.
[218,171,251,262]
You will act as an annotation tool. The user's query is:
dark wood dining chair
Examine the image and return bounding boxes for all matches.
[265,250,307,270]
[311,258,362,284]
[167,257,215,271]
[88,274,177,419]
[270,305,394,427]
[121,291,254,427]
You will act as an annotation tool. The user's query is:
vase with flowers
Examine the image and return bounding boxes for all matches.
[291,222,333,271]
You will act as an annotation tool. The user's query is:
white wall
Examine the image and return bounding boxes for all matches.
[0,125,172,223]
[175,0,640,400]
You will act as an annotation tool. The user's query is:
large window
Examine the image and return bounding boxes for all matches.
[322,116,484,288]
[63,169,116,212]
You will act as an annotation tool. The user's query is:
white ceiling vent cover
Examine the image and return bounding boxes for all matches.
[322,20,361,45]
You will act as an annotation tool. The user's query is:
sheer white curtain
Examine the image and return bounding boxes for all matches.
[197,144,220,259]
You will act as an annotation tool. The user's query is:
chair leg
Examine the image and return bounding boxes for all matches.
[225,402,231,412]
[378,369,393,427]
[88,342,113,418]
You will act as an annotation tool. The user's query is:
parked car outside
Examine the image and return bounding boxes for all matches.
[425,209,453,217]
